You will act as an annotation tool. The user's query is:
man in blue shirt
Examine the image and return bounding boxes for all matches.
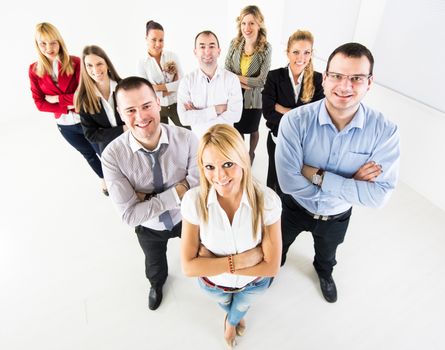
[275,43,400,303]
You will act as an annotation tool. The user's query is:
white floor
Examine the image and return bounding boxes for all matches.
[1,116,444,350]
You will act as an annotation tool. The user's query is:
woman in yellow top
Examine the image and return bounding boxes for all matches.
[225,5,272,164]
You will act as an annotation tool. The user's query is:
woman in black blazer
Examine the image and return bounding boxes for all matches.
[262,30,324,194]
[75,45,126,195]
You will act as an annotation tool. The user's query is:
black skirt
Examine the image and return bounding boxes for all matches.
[234,108,262,134]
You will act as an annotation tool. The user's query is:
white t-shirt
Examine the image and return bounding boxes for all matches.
[181,185,281,288]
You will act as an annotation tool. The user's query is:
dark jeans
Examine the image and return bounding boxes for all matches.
[57,123,103,178]
[160,103,190,130]
[266,131,282,195]
[135,222,182,289]
[281,194,352,278]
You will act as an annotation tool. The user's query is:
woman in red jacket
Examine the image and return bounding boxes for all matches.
[29,23,105,194]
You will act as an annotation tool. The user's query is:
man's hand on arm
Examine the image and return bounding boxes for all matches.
[175,179,190,200]
[215,104,227,116]
[184,102,197,111]
[301,164,318,182]
[353,161,382,182]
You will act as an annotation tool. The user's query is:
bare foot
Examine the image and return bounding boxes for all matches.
[224,314,236,349]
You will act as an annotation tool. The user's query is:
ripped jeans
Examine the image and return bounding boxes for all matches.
[197,277,271,326]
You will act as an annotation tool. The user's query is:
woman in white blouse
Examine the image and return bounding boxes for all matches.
[75,45,126,195]
[181,124,281,349]
[137,20,189,129]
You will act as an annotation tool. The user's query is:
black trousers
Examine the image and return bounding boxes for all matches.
[281,194,352,278]
[135,222,182,289]
[266,131,282,195]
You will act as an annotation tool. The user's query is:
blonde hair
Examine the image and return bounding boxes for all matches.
[197,125,264,238]
[234,5,268,52]
[287,30,315,103]
[74,45,121,114]
[34,22,73,77]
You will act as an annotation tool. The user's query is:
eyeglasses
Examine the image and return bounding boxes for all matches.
[325,72,372,84]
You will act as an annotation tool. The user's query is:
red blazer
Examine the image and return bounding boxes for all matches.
[29,55,81,119]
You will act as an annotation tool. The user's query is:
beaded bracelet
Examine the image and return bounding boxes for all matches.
[228,254,235,274]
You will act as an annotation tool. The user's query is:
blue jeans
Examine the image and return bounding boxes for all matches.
[198,277,271,327]
[57,123,103,178]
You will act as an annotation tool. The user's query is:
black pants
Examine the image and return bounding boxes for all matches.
[266,131,282,195]
[135,223,182,289]
[281,194,352,278]
[57,123,103,178]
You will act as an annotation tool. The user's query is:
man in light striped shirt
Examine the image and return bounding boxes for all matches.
[102,76,199,310]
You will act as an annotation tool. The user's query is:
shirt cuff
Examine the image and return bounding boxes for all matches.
[321,171,345,197]
[172,186,181,205]
[158,187,181,209]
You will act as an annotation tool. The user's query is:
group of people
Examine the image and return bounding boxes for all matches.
[29,5,400,349]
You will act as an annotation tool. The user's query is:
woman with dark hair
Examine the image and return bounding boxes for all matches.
[262,30,324,194]
[137,20,188,129]
[225,5,271,164]
[75,45,126,154]
[75,45,126,195]
[29,23,103,190]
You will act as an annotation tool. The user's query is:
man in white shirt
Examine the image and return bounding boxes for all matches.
[101,76,199,311]
[177,30,243,138]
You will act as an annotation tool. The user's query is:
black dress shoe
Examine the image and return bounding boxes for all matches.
[148,287,163,310]
[318,275,337,303]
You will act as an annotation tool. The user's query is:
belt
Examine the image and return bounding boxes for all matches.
[200,277,261,293]
[292,198,350,221]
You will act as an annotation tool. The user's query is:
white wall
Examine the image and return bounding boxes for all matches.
[1,0,444,211]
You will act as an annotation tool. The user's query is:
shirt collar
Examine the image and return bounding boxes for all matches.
[128,124,169,153]
[95,79,117,99]
[287,66,304,86]
[207,186,251,209]
[318,101,365,131]
[198,65,222,82]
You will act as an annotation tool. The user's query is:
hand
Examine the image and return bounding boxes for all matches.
[175,179,189,200]
[136,191,148,202]
[238,75,248,85]
[184,102,197,111]
[234,246,264,269]
[301,164,318,182]
[215,104,227,115]
[353,161,382,182]
[275,103,291,114]
[162,91,172,97]
[240,83,251,90]
[198,244,215,258]
[45,95,59,103]
[152,84,165,92]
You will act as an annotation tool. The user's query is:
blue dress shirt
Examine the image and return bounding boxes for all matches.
[275,99,400,216]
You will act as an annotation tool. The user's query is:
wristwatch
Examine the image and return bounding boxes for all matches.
[312,168,324,186]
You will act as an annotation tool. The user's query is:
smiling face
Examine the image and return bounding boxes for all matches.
[194,33,221,70]
[36,35,60,62]
[84,54,108,84]
[323,53,373,124]
[240,13,260,42]
[117,84,161,149]
[287,39,312,77]
[145,29,164,57]
[202,145,243,200]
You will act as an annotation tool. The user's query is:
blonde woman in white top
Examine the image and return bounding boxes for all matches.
[181,124,281,349]
[137,20,189,129]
